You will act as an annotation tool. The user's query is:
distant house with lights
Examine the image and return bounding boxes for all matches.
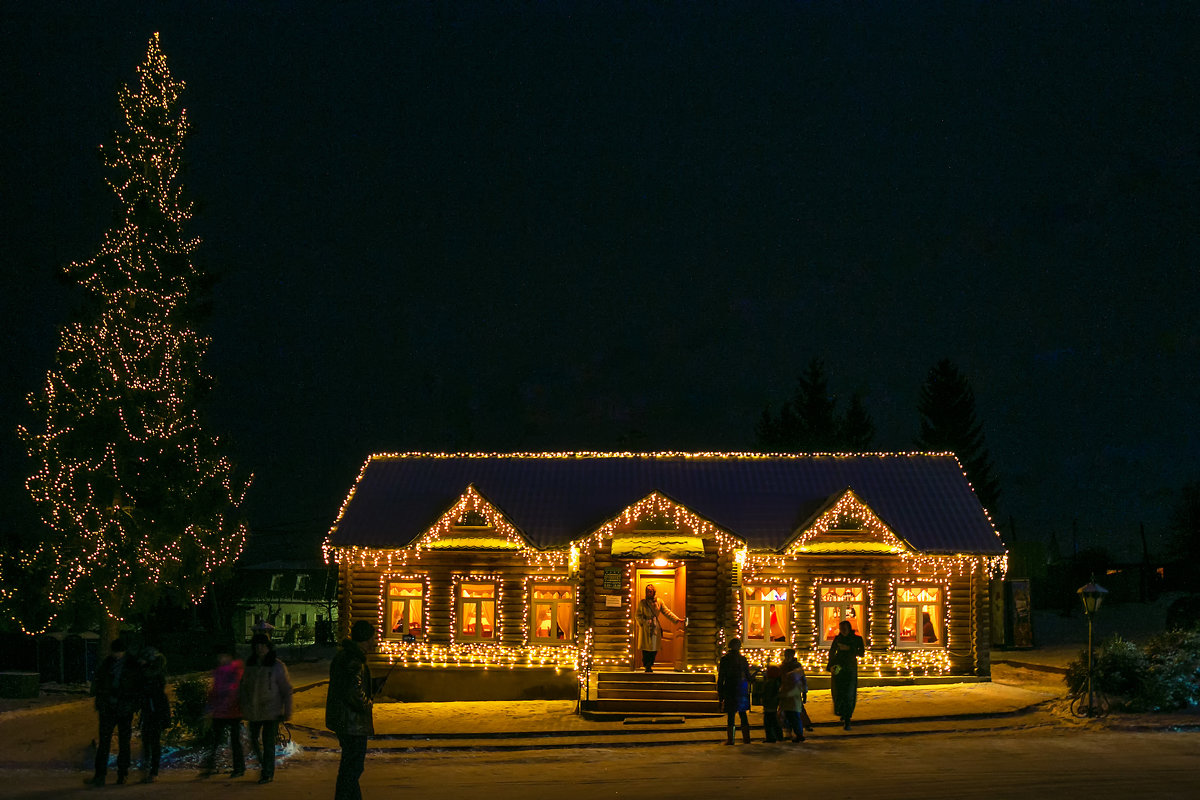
[324,452,1007,705]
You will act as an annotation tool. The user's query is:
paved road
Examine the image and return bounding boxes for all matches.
[3,727,1196,799]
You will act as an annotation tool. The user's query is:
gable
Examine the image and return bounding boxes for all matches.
[784,488,909,555]
[579,491,743,559]
[410,484,534,552]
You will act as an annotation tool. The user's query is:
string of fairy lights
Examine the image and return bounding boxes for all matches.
[4,34,249,636]
[325,452,1007,681]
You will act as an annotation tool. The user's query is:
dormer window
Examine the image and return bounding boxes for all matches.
[456,510,491,528]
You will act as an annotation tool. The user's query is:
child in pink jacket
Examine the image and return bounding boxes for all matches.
[201,644,245,778]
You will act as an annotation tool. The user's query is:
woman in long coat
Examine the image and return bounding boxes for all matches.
[634,584,683,672]
[828,620,866,729]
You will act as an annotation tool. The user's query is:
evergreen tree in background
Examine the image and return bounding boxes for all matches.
[5,35,250,644]
[756,358,875,452]
[916,359,999,511]
[839,391,876,451]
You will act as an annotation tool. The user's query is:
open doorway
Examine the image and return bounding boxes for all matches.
[634,565,687,671]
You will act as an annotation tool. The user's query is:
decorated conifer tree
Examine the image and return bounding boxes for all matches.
[10,34,250,644]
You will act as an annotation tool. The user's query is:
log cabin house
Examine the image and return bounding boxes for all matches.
[324,452,1007,707]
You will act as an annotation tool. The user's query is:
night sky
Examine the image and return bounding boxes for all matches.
[2,2,1198,561]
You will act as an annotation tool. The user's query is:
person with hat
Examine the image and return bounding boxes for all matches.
[327,620,376,800]
[240,632,293,784]
[87,638,141,787]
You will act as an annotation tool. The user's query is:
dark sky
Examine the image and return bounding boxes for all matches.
[2,1,1198,561]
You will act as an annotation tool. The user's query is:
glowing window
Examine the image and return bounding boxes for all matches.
[459,582,497,642]
[530,584,574,645]
[743,586,789,647]
[386,580,426,639]
[896,586,943,648]
[818,585,865,644]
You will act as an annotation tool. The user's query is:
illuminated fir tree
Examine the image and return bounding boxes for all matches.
[10,34,250,641]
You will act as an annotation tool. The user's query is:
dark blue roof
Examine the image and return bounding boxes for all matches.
[328,453,1005,555]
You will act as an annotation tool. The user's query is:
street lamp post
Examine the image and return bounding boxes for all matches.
[1076,576,1109,716]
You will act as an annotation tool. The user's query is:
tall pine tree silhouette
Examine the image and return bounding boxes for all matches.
[8,35,250,644]
[916,359,999,511]
[756,359,875,452]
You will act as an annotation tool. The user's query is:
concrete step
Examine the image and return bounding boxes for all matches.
[597,671,715,684]
[595,687,718,701]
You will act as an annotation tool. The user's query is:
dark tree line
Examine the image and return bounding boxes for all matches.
[756,357,1000,511]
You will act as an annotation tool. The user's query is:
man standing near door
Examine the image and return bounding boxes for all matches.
[636,584,685,672]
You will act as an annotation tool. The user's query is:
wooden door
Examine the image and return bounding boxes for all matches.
[635,566,687,671]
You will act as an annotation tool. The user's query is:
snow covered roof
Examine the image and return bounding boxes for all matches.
[327,452,1005,555]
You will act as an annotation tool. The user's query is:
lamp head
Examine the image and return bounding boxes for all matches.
[1077,576,1109,615]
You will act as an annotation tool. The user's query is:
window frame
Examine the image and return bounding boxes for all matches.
[742,583,791,648]
[894,585,945,649]
[456,577,501,644]
[816,582,869,647]
[383,575,429,641]
[528,580,575,646]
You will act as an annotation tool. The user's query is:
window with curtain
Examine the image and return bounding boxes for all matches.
[459,582,497,641]
[743,585,789,646]
[896,586,943,648]
[818,585,866,644]
[530,584,574,645]
[386,580,426,639]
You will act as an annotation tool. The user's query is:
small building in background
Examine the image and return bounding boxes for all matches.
[234,558,338,644]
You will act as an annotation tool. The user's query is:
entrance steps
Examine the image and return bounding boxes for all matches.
[582,670,721,718]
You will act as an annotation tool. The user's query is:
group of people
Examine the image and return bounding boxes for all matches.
[201,633,294,784]
[87,623,376,798]
[87,639,170,787]
[716,619,867,744]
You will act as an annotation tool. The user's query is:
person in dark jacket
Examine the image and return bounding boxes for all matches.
[327,621,376,800]
[136,646,170,783]
[88,638,141,787]
[828,620,866,729]
[716,637,752,745]
[760,662,784,743]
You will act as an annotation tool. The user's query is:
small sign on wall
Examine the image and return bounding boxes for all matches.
[605,594,622,608]
[602,567,622,590]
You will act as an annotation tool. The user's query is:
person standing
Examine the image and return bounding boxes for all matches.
[779,648,808,742]
[202,643,245,778]
[635,584,684,673]
[759,661,784,743]
[327,620,376,800]
[87,638,141,787]
[716,638,752,744]
[136,646,170,783]
[828,619,865,729]
[240,633,293,785]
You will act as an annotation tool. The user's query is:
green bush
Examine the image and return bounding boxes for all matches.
[1066,636,1146,702]
[1066,631,1200,711]
[1141,629,1200,711]
[163,676,210,746]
